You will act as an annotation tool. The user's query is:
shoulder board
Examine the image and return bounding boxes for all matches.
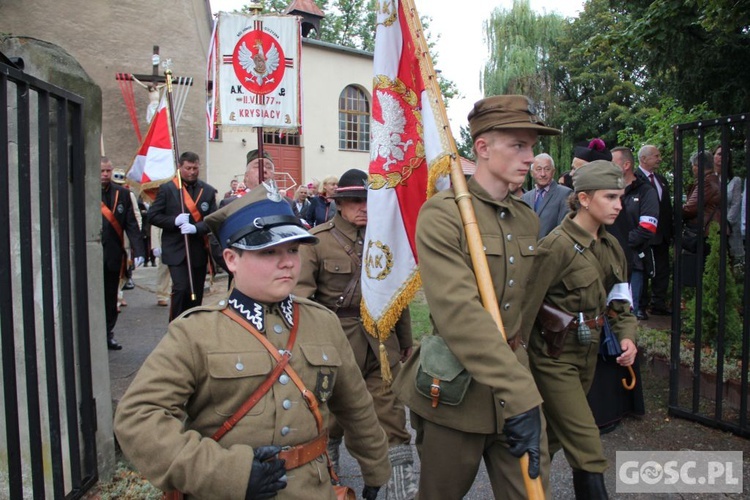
[293,295,339,317]
[175,296,230,320]
[309,221,335,235]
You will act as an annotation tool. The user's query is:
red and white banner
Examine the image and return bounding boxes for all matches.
[361,0,452,340]
[126,93,175,199]
[212,12,301,129]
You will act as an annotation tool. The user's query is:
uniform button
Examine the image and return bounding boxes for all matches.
[503,303,511,311]
[506,234,513,241]
[273,324,283,334]
[322,353,329,361]
[282,399,292,410]
[508,280,515,287]
[483,246,487,251]
[335,266,340,271]
[528,245,535,251]
[500,400,505,407]
[509,256,515,264]
[235,362,244,371]
[281,426,290,436]
[219,300,226,306]
[279,374,290,385]
[499,211,506,219]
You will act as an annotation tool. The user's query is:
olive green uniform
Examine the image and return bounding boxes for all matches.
[392,178,549,499]
[114,295,390,499]
[522,214,637,473]
[296,213,412,445]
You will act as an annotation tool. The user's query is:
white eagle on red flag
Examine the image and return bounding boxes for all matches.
[237,40,280,86]
[361,0,451,343]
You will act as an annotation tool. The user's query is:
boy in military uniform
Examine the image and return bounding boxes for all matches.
[392,95,560,499]
[295,169,416,499]
[115,182,390,499]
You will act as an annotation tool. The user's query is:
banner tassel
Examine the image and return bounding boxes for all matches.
[379,342,393,392]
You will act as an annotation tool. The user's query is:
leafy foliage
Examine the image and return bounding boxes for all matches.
[684,223,744,356]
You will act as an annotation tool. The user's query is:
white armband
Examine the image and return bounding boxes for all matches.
[607,282,633,307]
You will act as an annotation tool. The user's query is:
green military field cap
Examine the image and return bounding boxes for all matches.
[205,181,317,250]
[572,160,625,193]
[467,95,561,140]
[246,149,273,165]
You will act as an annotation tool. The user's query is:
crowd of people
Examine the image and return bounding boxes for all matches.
[106,93,747,500]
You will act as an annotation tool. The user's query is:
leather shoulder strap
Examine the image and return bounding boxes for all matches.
[222,305,324,434]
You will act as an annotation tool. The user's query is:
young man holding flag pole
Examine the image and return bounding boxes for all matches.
[365,1,551,498]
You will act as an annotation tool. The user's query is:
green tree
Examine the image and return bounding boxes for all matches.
[550,0,655,149]
[619,0,750,116]
[482,0,565,123]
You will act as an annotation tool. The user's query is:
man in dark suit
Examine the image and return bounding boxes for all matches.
[101,157,145,350]
[636,144,673,316]
[522,153,572,238]
[148,151,217,320]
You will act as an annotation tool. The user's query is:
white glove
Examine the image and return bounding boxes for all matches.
[133,256,145,268]
[175,213,190,227]
[180,223,197,235]
[153,247,162,258]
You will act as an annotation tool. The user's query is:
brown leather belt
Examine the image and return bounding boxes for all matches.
[277,432,328,470]
[335,306,360,318]
[568,315,605,332]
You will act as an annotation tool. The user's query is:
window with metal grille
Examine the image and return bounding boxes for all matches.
[338,85,370,151]
[263,130,300,146]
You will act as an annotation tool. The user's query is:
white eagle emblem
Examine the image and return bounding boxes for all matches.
[370,90,413,171]
[238,40,280,86]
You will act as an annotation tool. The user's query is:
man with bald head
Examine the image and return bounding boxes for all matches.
[522,153,572,238]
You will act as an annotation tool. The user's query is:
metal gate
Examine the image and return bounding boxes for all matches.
[1,56,97,498]
[671,114,750,437]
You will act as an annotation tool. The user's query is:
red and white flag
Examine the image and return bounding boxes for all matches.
[126,92,175,199]
[361,0,453,346]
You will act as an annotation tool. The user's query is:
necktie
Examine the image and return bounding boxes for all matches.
[534,188,545,211]
[649,173,656,187]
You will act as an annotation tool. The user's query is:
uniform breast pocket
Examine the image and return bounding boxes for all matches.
[207,351,272,416]
[299,344,342,404]
[323,259,352,275]
[562,268,598,292]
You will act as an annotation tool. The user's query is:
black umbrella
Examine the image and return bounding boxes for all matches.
[599,316,636,390]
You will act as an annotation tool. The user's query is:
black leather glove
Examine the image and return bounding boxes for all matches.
[362,485,380,500]
[502,406,542,479]
[245,445,287,500]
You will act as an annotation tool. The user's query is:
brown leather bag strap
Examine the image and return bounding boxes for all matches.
[222,305,324,435]
[211,352,290,442]
[212,304,299,441]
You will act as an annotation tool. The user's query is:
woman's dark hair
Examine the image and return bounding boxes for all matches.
[713,144,734,178]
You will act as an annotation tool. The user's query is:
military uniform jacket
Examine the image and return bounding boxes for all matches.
[296,213,412,368]
[606,177,659,273]
[393,178,543,434]
[148,179,217,266]
[522,214,637,345]
[101,183,145,272]
[114,291,390,499]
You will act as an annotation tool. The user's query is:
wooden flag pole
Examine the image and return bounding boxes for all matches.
[403,0,544,497]
[165,68,196,301]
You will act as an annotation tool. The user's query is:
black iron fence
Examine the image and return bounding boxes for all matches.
[671,114,750,437]
[1,57,97,497]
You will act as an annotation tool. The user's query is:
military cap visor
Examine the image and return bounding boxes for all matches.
[468,95,560,140]
[218,199,317,251]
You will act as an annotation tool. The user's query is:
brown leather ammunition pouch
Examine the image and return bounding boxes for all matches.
[537,302,575,359]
